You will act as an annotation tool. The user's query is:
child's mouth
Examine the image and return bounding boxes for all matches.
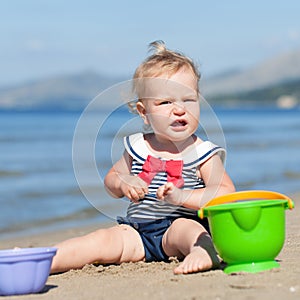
[171,120,187,127]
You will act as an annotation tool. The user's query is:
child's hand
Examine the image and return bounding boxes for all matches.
[119,174,148,203]
[156,182,183,206]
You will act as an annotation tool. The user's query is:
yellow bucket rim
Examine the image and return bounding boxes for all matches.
[198,190,294,219]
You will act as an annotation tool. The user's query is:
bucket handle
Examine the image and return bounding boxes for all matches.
[198,190,294,219]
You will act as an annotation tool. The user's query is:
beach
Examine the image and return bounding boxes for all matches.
[1,193,299,300]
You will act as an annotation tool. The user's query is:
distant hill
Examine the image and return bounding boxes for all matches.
[201,48,300,96]
[0,48,300,111]
[208,78,300,108]
[0,71,127,111]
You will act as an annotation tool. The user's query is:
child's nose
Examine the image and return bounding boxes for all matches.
[173,103,185,115]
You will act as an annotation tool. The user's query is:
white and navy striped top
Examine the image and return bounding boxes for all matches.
[124,133,226,220]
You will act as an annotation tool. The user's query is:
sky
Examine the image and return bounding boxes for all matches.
[1,0,300,87]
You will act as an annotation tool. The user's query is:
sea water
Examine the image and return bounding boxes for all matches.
[0,107,299,239]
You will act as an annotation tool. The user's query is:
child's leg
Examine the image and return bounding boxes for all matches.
[51,224,145,274]
[162,218,220,274]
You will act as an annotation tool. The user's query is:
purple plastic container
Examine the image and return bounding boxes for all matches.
[0,247,57,296]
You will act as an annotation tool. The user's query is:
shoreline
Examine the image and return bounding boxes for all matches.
[1,193,299,299]
[1,192,298,247]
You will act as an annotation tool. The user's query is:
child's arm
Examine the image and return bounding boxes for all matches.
[104,151,149,203]
[156,154,235,209]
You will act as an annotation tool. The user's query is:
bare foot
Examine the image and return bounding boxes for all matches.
[173,247,220,275]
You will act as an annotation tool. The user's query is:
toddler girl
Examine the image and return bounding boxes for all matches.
[51,41,235,275]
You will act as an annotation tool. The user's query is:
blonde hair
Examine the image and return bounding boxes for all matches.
[128,40,201,113]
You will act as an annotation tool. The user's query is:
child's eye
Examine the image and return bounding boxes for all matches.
[184,99,197,103]
[159,100,172,105]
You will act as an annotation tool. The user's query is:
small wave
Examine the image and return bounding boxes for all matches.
[230,139,300,150]
[20,185,85,199]
[235,181,256,190]
[0,207,106,239]
[283,171,300,179]
[0,170,24,178]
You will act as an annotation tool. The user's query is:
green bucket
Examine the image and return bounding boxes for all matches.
[201,191,294,274]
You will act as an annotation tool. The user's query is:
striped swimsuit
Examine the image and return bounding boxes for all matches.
[123,132,226,221]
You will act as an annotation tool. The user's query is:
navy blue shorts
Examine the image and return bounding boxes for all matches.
[117,216,210,262]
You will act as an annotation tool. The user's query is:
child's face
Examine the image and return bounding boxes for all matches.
[137,67,200,143]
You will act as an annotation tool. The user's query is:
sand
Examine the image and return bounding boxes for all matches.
[1,193,299,300]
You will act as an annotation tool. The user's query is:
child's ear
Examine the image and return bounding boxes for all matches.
[136,101,149,125]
